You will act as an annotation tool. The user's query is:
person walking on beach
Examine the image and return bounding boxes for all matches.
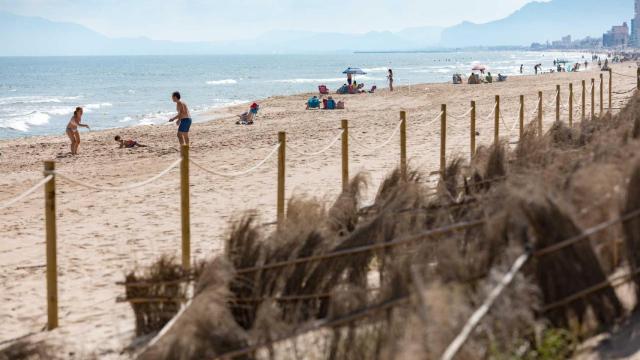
[520,64,524,74]
[66,107,90,155]
[387,69,394,91]
[169,91,192,146]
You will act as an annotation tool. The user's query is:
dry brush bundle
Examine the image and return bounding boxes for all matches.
[124,255,192,336]
[523,197,623,329]
[0,340,57,360]
[623,163,640,303]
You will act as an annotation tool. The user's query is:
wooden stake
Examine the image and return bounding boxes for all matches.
[494,95,500,144]
[569,83,573,127]
[180,145,190,270]
[538,91,543,136]
[608,69,612,112]
[591,78,595,120]
[637,67,640,90]
[44,161,58,330]
[470,101,476,159]
[341,120,349,191]
[555,85,560,122]
[400,111,407,179]
[440,104,446,174]
[519,95,524,139]
[600,73,604,116]
[581,80,586,124]
[277,132,286,224]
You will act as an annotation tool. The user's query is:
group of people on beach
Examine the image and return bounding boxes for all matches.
[65,91,191,155]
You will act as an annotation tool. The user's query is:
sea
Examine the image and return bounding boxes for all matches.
[0,51,594,140]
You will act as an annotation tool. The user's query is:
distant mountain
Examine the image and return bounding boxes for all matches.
[0,11,442,56]
[441,0,633,47]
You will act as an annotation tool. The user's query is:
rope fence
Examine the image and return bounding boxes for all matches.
[2,66,636,336]
[0,176,52,210]
[189,143,280,178]
[52,158,182,192]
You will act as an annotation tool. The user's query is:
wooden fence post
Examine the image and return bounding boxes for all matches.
[637,67,640,90]
[341,120,349,191]
[569,83,573,127]
[470,101,476,159]
[519,95,524,140]
[44,161,58,330]
[591,78,595,120]
[599,73,604,116]
[608,69,612,112]
[400,111,407,179]
[538,91,543,136]
[556,85,560,122]
[180,145,190,270]
[440,104,446,175]
[494,95,500,145]
[277,132,286,224]
[581,80,586,123]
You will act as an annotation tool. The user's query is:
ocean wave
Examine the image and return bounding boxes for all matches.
[272,78,345,84]
[0,111,50,132]
[0,95,83,106]
[84,102,113,111]
[46,106,75,116]
[362,67,388,73]
[206,79,238,85]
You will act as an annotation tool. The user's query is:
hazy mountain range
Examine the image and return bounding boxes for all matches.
[0,0,634,56]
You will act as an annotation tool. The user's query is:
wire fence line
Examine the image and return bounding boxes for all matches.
[441,251,531,360]
[190,144,280,178]
[349,119,403,153]
[286,130,344,158]
[611,70,638,79]
[0,175,53,211]
[52,158,182,192]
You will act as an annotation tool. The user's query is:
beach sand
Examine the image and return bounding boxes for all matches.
[1,63,638,358]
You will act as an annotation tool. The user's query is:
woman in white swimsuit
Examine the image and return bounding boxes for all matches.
[66,107,90,155]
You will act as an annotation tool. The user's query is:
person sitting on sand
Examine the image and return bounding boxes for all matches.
[306,96,321,109]
[66,107,90,155]
[485,72,493,83]
[115,135,147,149]
[236,103,260,125]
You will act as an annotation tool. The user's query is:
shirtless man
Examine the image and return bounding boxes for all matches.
[168,91,192,146]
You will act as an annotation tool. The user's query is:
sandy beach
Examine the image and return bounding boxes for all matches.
[1,62,638,357]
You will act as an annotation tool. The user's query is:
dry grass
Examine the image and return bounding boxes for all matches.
[124,93,640,359]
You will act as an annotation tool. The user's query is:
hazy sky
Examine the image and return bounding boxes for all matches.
[0,0,543,41]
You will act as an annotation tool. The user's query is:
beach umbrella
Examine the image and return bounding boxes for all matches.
[342,67,367,75]
[471,64,487,71]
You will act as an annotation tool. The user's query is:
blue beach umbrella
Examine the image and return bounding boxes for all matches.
[342,67,367,75]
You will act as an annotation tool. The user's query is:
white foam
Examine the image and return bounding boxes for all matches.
[46,106,75,116]
[272,78,345,84]
[120,116,133,123]
[362,67,388,73]
[206,79,238,85]
[0,111,50,132]
[84,102,113,110]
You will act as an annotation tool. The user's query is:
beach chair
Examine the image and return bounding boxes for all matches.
[319,85,329,95]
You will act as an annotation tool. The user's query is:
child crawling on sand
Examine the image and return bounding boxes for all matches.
[115,135,147,149]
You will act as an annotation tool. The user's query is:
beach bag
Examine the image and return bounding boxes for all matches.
[337,101,345,110]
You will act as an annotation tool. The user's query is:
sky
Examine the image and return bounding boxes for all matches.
[0,0,543,42]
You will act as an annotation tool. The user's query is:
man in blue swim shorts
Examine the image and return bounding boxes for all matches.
[169,91,192,146]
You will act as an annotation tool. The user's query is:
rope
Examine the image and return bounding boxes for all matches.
[440,251,530,360]
[613,87,637,95]
[190,144,280,178]
[0,176,53,210]
[349,120,402,153]
[428,111,444,127]
[53,159,182,192]
[483,103,497,121]
[449,107,472,119]
[286,130,343,157]
[499,104,521,134]
[611,70,638,79]
[543,91,559,109]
